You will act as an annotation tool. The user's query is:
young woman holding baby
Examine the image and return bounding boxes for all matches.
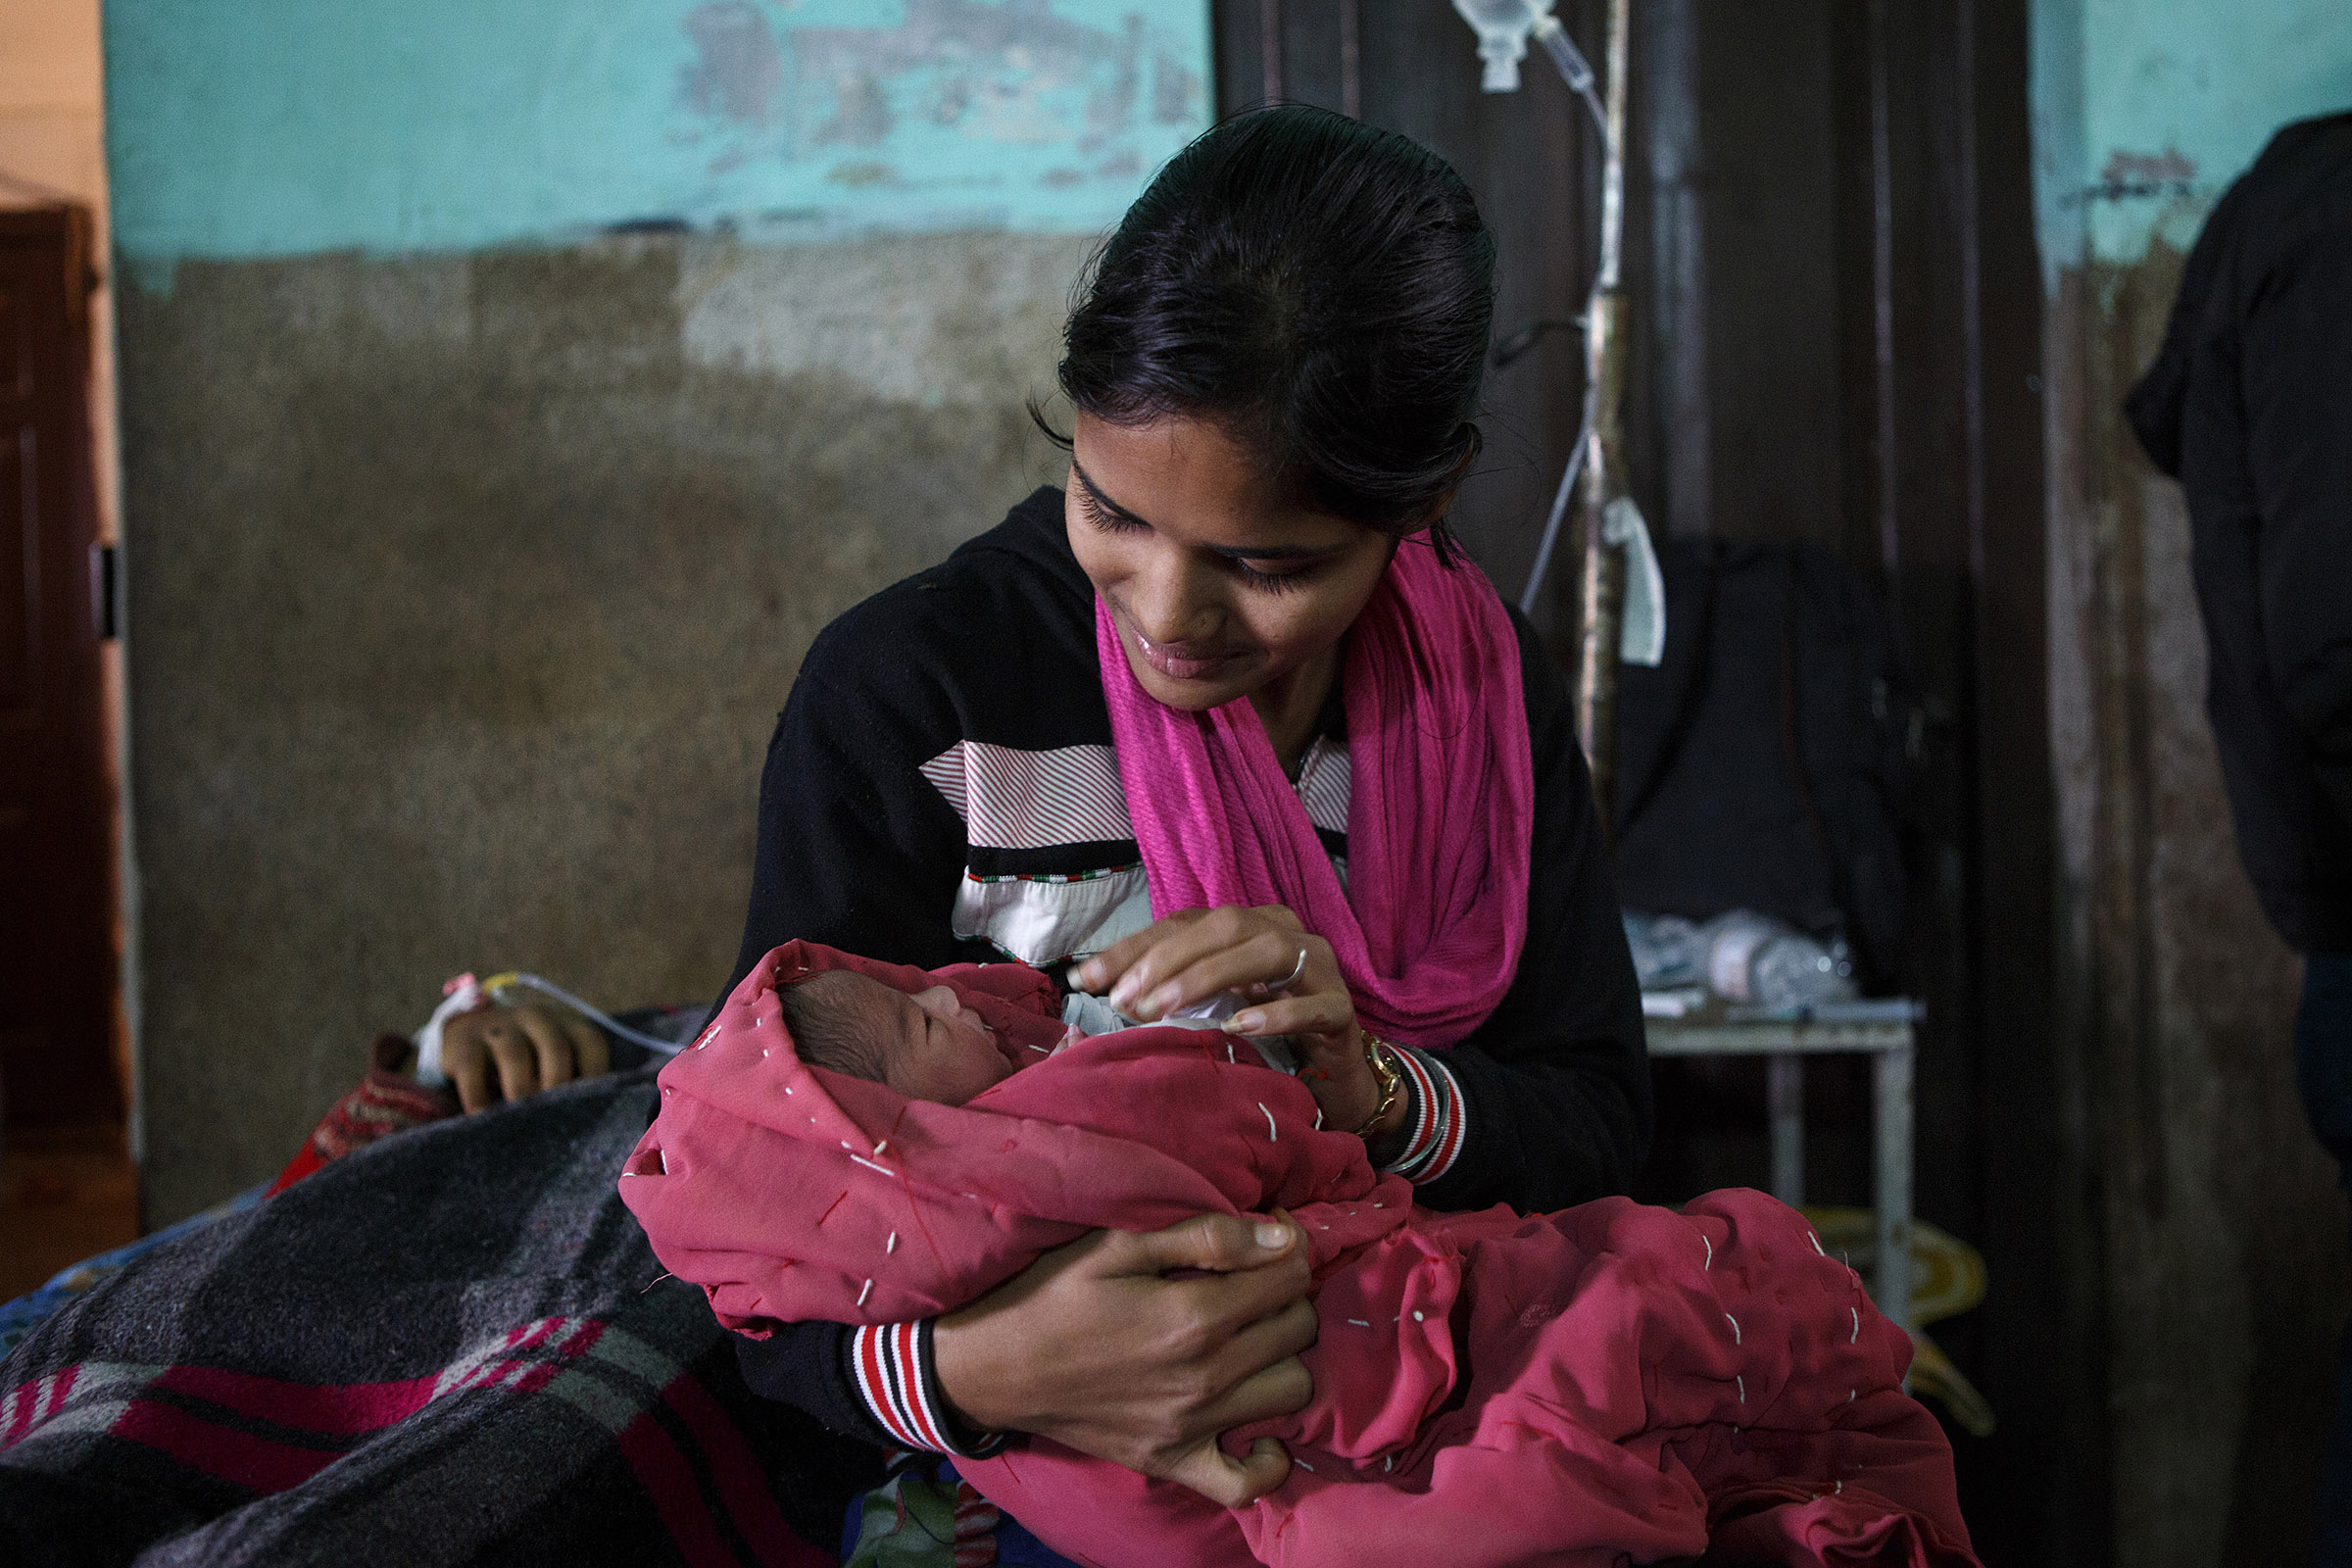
[470,106,1649,1510]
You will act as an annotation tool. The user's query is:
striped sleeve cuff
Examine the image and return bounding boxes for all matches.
[848,1320,1009,1458]
[1378,1045,1469,1187]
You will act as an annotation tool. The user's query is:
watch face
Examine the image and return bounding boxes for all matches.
[1349,1040,1406,1137]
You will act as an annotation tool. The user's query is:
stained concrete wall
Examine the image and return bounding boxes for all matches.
[2034,1,2352,1557]
[103,1,1209,1224]
[118,233,1091,1222]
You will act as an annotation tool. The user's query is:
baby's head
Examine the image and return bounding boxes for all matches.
[779,969,1019,1106]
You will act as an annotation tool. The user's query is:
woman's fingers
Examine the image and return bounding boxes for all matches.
[1071,906,1332,1022]
[1162,1434,1294,1510]
[1162,1257,1318,1359]
[1201,1345,1316,1432]
[1131,930,1315,1021]
[1221,989,1355,1041]
[1063,909,1196,994]
[1068,908,1215,999]
[1075,905,1298,1004]
[1159,1346,1313,1506]
[1102,1210,1301,1282]
[1207,1294,1320,1390]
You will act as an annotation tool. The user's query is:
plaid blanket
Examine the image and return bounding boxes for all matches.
[0,1069,874,1567]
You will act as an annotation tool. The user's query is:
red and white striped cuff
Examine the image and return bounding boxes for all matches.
[849,1320,1005,1457]
[1380,1045,1468,1187]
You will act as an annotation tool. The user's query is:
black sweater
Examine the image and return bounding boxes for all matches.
[2127,113,2352,954]
[722,487,1652,1442]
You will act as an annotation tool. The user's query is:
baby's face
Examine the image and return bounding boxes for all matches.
[834,971,1021,1106]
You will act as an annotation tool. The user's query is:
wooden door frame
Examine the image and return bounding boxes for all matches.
[0,201,123,1130]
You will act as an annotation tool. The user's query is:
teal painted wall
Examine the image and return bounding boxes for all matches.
[101,0,1212,1220]
[2034,0,2352,274]
[103,0,1208,269]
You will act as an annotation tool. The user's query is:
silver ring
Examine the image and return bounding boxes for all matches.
[1276,946,1308,991]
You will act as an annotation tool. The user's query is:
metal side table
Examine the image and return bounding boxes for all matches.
[1645,1001,1922,1331]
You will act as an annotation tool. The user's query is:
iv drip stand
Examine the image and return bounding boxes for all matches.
[1572,0,1632,830]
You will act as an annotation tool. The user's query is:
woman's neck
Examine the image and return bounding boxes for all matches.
[1250,641,1343,778]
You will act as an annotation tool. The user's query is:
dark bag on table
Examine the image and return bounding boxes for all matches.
[1612,539,1920,991]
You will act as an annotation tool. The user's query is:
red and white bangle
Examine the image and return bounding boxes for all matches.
[850,1320,1006,1458]
[1380,1045,1468,1187]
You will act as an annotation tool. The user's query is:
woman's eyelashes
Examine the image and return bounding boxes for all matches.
[1229,559,1315,594]
[1077,485,1318,595]
[1076,484,1147,535]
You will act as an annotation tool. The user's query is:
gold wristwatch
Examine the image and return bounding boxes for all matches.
[1350,1035,1406,1139]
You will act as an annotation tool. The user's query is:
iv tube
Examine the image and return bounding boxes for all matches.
[1450,1,1616,612]
[478,971,685,1056]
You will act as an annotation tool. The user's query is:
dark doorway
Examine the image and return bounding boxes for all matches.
[1217,4,2072,1559]
[0,204,121,1129]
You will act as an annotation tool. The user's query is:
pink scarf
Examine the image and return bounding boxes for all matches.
[1096,537,1535,1048]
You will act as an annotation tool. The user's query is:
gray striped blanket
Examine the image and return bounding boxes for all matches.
[0,1069,871,1566]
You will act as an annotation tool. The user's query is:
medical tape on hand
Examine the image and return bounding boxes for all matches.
[413,973,487,1088]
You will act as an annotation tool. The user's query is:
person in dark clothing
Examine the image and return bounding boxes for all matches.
[2128,110,2352,1563]
[706,105,1653,1517]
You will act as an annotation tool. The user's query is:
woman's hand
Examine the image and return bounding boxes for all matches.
[439,1004,611,1113]
[1069,906,1406,1150]
[932,1212,1317,1508]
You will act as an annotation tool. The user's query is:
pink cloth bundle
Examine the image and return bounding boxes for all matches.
[1095,534,1534,1048]
[621,944,1980,1567]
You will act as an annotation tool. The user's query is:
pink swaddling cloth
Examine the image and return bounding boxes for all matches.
[622,944,1980,1568]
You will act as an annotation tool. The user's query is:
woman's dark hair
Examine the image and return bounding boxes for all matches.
[1047,105,1495,541]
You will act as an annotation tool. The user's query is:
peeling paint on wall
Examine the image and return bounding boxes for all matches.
[103,0,1209,268]
[2034,0,2352,272]
[669,0,1202,231]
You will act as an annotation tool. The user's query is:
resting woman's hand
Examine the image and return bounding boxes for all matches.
[438,1004,611,1113]
[1069,906,1407,1151]
[931,1212,1317,1508]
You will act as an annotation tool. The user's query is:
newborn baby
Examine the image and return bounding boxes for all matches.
[623,943,1979,1568]
[774,968,1033,1106]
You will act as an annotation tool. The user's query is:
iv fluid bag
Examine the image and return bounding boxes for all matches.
[1452,0,1556,92]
